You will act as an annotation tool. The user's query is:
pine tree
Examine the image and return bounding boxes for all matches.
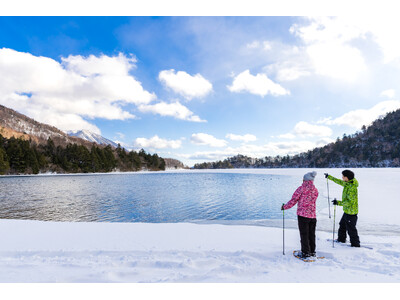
[0,147,9,174]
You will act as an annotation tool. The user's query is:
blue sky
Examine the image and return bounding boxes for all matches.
[1,16,400,166]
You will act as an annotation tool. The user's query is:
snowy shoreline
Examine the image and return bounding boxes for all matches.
[0,219,399,283]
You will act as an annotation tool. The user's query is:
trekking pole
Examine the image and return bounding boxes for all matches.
[327,178,331,219]
[332,198,337,248]
[282,203,285,255]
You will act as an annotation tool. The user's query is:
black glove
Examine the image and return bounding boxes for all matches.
[332,199,338,205]
[281,204,285,211]
[324,173,329,178]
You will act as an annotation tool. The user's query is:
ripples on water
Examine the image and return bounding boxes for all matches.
[0,172,310,223]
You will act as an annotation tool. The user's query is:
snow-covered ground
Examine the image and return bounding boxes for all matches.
[0,168,399,283]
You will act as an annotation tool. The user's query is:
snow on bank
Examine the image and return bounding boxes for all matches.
[0,219,399,283]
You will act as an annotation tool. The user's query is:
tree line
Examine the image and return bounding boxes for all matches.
[0,135,165,175]
[194,109,400,169]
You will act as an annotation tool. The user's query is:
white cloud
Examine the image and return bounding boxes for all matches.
[227,70,290,97]
[246,40,272,51]
[380,89,395,99]
[293,121,333,137]
[185,139,327,161]
[276,66,311,82]
[289,16,400,80]
[290,17,368,81]
[158,69,213,100]
[0,48,157,133]
[278,133,296,139]
[138,101,206,122]
[134,135,182,150]
[61,52,137,76]
[226,133,257,142]
[263,41,272,51]
[320,100,400,129]
[191,133,227,147]
[246,41,260,49]
[306,42,367,81]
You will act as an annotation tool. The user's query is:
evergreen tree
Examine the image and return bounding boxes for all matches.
[0,147,9,174]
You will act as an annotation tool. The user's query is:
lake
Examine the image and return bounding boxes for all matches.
[0,170,317,223]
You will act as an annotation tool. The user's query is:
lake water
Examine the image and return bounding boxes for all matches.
[0,171,312,223]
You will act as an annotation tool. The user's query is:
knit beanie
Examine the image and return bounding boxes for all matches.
[303,171,317,181]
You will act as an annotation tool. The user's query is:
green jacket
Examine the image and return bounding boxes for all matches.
[328,175,359,215]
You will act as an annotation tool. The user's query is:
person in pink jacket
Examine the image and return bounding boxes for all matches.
[281,171,319,258]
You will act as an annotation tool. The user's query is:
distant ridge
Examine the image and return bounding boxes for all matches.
[0,104,99,148]
[68,130,118,148]
[194,108,400,169]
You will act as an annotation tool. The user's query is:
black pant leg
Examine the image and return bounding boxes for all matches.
[309,218,317,254]
[345,214,360,247]
[337,213,347,242]
[298,216,311,255]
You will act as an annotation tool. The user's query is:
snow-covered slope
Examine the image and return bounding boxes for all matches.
[0,219,399,283]
[67,130,118,148]
[0,104,98,148]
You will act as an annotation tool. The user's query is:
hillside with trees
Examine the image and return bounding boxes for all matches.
[0,135,165,175]
[194,109,400,169]
[0,104,167,175]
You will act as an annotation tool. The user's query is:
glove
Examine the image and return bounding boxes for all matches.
[281,204,285,210]
[332,199,338,205]
[324,173,329,178]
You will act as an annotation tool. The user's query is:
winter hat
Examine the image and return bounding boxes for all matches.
[342,169,355,180]
[303,171,317,181]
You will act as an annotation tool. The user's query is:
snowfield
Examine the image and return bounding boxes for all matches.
[0,168,399,283]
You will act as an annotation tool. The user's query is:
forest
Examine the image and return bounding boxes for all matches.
[194,109,400,169]
[0,135,165,175]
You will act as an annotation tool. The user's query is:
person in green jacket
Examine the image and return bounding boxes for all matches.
[325,170,360,247]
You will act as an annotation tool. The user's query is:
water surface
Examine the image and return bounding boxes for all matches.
[0,171,307,222]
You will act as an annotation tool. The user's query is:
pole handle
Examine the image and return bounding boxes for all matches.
[327,178,331,219]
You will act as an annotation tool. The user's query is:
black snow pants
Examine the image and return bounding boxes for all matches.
[297,215,317,256]
[338,213,360,247]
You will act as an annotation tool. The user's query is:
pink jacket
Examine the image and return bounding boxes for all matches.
[283,181,319,219]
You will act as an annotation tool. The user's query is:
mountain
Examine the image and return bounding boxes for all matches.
[0,104,97,148]
[194,108,400,169]
[67,130,119,148]
[0,104,166,175]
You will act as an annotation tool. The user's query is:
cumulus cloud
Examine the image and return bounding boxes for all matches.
[227,70,290,97]
[138,101,206,122]
[380,89,395,99]
[288,16,400,80]
[289,17,368,81]
[226,133,257,142]
[319,100,400,129]
[134,135,182,150]
[278,133,296,139]
[293,121,333,137]
[158,69,213,100]
[305,42,367,81]
[0,48,157,133]
[185,139,326,162]
[276,65,311,82]
[246,40,272,51]
[190,133,227,147]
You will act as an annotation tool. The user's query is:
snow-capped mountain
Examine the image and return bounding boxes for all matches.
[67,130,119,148]
[0,104,94,148]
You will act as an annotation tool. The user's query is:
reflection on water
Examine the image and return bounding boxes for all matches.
[0,172,306,223]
